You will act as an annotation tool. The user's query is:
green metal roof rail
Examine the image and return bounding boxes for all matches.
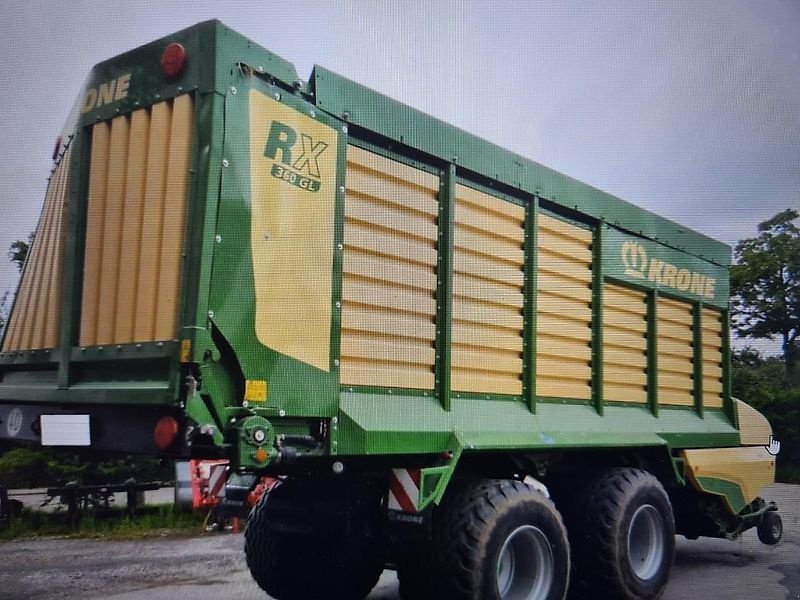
[309,66,730,268]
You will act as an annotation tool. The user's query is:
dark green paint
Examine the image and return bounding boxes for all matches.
[592,224,605,415]
[311,66,730,268]
[694,303,704,417]
[523,196,538,413]
[0,22,756,479]
[603,226,728,308]
[647,291,659,416]
[436,167,455,411]
[696,476,748,514]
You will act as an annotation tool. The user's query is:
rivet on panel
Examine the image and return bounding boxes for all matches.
[309,110,316,118]
[337,243,343,251]
[231,86,237,95]
[222,159,229,168]
[279,409,286,417]
[335,301,342,309]
[208,310,215,318]
[215,234,222,243]
[274,92,281,101]
[342,125,348,133]
[339,186,345,194]
[334,359,340,367]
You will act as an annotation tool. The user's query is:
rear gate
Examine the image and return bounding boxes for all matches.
[0,94,196,451]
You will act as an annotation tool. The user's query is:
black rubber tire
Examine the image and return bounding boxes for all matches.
[396,538,436,600]
[757,511,782,545]
[429,478,570,600]
[563,468,675,600]
[244,479,385,600]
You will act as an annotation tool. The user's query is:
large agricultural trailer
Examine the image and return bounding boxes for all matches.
[0,21,783,600]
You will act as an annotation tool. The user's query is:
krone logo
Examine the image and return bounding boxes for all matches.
[81,73,132,113]
[263,120,329,192]
[6,408,23,438]
[621,240,648,279]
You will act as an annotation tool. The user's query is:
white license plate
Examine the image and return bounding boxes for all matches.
[40,414,91,446]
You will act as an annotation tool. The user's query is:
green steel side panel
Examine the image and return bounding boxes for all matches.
[76,21,299,128]
[695,476,748,514]
[204,75,344,418]
[311,66,730,268]
[603,226,729,309]
[337,393,739,456]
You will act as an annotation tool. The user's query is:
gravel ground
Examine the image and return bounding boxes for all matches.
[0,483,797,600]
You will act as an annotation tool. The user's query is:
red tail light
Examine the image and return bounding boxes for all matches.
[154,416,179,450]
[161,43,187,79]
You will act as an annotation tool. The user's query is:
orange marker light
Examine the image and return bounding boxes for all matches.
[254,447,268,463]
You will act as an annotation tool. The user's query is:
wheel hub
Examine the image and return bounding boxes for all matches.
[627,504,665,580]
[496,525,554,600]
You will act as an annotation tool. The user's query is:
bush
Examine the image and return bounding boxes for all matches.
[0,445,172,489]
[0,448,49,488]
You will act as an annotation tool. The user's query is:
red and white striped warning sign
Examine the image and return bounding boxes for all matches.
[388,468,421,513]
[207,463,228,499]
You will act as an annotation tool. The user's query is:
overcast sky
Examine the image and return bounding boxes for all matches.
[0,1,798,354]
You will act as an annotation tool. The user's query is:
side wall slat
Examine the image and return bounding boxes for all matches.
[2,146,72,352]
[340,146,438,389]
[536,214,593,400]
[451,185,524,395]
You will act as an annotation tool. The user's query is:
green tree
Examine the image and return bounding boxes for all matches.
[8,232,34,272]
[731,209,800,385]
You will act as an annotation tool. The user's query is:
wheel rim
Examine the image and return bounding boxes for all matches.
[496,525,554,600]
[627,504,665,580]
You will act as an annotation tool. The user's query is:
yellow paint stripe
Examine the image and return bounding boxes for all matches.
[344,248,437,292]
[456,184,525,222]
[79,122,111,346]
[155,94,193,340]
[452,321,523,353]
[96,115,130,345]
[134,101,172,340]
[342,305,436,341]
[344,277,436,316]
[347,167,438,217]
[115,108,151,343]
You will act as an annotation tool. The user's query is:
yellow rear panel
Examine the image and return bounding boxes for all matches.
[451,186,524,396]
[536,214,593,400]
[79,95,193,347]
[340,147,438,389]
[603,284,648,403]
[2,147,72,352]
[657,296,694,406]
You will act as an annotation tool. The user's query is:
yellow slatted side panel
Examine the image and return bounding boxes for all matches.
[536,214,593,400]
[603,284,648,403]
[340,146,438,389]
[658,297,694,406]
[451,185,524,395]
[79,96,193,346]
[702,308,724,409]
[2,147,72,352]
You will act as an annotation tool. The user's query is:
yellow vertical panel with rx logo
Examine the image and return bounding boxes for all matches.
[249,89,339,372]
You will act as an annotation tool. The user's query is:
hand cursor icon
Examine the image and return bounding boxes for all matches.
[765,435,781,456]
